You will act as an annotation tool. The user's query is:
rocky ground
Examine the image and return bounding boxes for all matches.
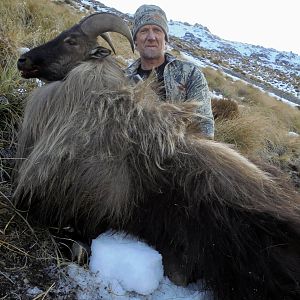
[0,188,79,299]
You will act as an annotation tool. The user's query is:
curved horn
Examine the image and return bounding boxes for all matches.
[80,12,134,52]
[100,33,116,54]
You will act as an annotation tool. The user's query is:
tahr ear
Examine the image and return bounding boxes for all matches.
[89,46,112,59]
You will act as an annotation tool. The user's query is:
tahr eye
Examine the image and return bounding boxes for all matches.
[64,37,77,46]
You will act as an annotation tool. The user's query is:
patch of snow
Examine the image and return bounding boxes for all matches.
[288,132,299,137]
[210,91,223,100]
[180,52,208,68]
[18,47,30,55]
[66,232,211,299]
[266,92,300,108]
[26,286,43,296]
[90,232,163,295]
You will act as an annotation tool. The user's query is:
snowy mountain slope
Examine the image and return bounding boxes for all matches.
[168,20,300,104]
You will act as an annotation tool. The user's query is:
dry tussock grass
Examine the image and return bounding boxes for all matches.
[204,66,300,141]
[208,67,300,180]
[203,67,237,99]
[0,0,82,49]
[256,94,300,131]
[211,98,239,120]
[215,108,299,154]
[215,111,270,154]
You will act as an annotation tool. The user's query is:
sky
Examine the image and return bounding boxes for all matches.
[99,0,300,55]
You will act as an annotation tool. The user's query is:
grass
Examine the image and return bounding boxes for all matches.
[206,66,300,176]
[215,108,299,157]
[204,66,300,144]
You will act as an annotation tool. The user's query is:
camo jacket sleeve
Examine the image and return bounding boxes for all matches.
[164,59,215,139]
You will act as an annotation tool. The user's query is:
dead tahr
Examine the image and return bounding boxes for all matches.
[14,12,300,300]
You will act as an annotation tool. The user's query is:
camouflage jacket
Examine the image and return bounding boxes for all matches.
[125,53,214,138]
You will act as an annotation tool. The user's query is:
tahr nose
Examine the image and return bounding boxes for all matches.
[17,56,32,70]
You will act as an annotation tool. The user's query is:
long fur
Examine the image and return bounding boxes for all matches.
[14,57,300,300]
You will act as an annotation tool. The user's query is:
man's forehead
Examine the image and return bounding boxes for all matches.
[139,24,163,30]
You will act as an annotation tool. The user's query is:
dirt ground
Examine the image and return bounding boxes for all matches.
[0,186,79,300]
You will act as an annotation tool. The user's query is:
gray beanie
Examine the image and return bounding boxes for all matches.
[132,4,169,41]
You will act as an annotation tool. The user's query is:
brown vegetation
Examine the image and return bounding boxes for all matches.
[211,98,239,120]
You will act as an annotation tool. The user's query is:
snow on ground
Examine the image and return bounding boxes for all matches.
[266,92,300,108]
[180,52,208,68]
[66,232,211,300]
[90,232,163,295]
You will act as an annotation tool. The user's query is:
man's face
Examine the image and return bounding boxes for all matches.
[135,25,166,60]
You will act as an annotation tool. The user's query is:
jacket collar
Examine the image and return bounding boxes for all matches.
[126,53,176,75]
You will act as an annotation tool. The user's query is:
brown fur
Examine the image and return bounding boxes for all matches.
[14,58,300,300]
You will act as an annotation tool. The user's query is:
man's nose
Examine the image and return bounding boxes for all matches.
[146,31,156,40]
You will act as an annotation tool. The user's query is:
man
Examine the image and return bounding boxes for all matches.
[125,4,214,139]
